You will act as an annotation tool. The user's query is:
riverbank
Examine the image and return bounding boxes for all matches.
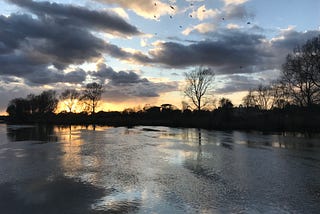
[4,106,320,132]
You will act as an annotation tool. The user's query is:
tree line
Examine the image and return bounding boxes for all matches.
[183,35,320,111]
[6,82,104,120]
[241,36,320,110]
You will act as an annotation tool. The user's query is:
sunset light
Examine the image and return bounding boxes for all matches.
[1,1,320,213]
[0,0,319,114]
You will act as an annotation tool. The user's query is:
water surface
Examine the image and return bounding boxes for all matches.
[0,124,319,213]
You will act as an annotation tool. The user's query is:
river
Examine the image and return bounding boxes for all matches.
[0,124,319,213]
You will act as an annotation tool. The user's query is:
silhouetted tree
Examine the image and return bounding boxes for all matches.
[269,82,290,109]
[219,97,233,109]
[184,67,215,111]
[81,82,104,115]
[27,94,38,114]
[255,85,273,110]
[6,90,58,118]
[243,83,292,109]
[60,89,80,113]
[281,35,320,107]
[242,89,256,108]
[36,90,59,114]
[6,98,31,118]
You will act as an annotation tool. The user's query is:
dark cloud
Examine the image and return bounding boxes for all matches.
[25,69,87,85]
[271,30,320,55]
[215,75,262,93]
[0,13,105,80]
[0,12,147,73]
[102,81,178,102]
[150,29,268,73]
[91,64,178,102]
[6,0,140,36]
[149,29,320,74]
[0,0,143,87]
[92,64,148,85]
[104,43,152,64]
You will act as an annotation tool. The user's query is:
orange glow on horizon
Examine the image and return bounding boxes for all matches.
[1,91,247,115]
[56,91,184,113]
[0,111,8,116]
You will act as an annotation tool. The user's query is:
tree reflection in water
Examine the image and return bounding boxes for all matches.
[6,125,58,143]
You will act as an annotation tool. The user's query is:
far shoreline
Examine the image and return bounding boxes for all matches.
[2,106,320,133]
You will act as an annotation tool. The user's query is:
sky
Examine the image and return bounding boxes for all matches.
[0,0,319,114]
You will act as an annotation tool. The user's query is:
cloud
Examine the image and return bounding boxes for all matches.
[182,23,216,35]
[187,0,253,23]
[25,69,87,85]
[0,1,144,86]
[223,0,249,6]
[268,28,320,66]
[140,38,148,47]
[223,3,254,20]
[6,0,140,36]
[91,64,178,102]
[93,0,176,19]
[0,48,87,85]
[215,74,262,93]
[149,29,269,73]
[91,63,148,85]
[103,43,153,64]
[109,7,129,20]
[226,23,241,29]
[148,28,320,74]
[190,5,220,21]
[0,13,106,77]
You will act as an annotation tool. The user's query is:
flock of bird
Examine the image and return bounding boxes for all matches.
[153,1,252,30]
[152,1,250,70]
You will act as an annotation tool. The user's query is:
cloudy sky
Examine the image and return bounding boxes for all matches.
[0,0,319,113]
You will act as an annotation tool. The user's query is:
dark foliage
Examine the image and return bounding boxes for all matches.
[4,104,320,132]
[81,82,104,115]
[6,90,58,122]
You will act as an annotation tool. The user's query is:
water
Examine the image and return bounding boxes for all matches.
[0,124,319,213]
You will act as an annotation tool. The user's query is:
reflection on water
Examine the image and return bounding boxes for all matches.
[0,176,109,214]
[0,124,320,213]
[92,190,141,213]
[6,125,58,143]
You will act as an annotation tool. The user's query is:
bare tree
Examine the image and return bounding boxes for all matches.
[81,82,104,114]
[255,85,274,110]
[242,89,257,108]
[268,82,290,109]
[281,35,320,107]
[60,89,80,113]
[184,67,215,111]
